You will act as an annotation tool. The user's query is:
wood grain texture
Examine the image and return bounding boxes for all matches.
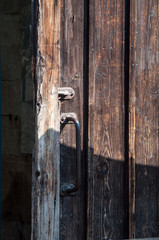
[59,0,84,239]
[129,1,136,237]
[31,0,61,239]
[129,0,159,238]
[88,0,126,239]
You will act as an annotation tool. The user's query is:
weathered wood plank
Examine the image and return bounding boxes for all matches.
[59,0,84,239]
[129,0,159,238]
[31,0,61,239]
[88,0,126,239]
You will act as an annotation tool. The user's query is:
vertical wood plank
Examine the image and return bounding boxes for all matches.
[31,0,61,239]
[129,0,137,237]
[129,0,159,238]
[88,0,126,239]
[59,0,85,239]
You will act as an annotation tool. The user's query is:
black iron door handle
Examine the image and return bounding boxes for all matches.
[60,113,81,195]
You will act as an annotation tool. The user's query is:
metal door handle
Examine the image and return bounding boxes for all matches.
[60,113,81,195]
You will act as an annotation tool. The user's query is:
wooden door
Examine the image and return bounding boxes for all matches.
[31,0,159,239]
[31,0,85,239]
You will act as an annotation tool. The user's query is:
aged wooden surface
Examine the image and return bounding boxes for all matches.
[31,0,61,239]
[129,1,136,237]
[59,0,85,239]
[31,0,159,239]
[88,0,127,239]
[129,0,159,238]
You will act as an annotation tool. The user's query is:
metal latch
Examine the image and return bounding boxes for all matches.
[60,112,77,124]
[58,87,75,100]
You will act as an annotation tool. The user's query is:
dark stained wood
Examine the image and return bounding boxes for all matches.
[129,0,159,238]
[59,0,85,239]
[31,0,61,239]
[31,0,159,239]
[129,2,136,235]
[88,0,127,239]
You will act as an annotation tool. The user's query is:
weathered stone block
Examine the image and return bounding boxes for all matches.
[2,155,32,222]
[1,220,31,240]
[21,102,34,154]
[2,116,21,154]
[0,15,20,46]
[1,45,21,81]
[1,81,21,115]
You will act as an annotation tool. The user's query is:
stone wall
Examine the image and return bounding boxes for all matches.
[0,0,33,239]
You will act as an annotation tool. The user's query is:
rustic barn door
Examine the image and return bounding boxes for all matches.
[31,0,159,239]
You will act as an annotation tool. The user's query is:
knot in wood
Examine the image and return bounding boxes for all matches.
[96,160,109,176]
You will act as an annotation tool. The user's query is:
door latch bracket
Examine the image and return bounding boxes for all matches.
[60,113,77,124]
[58,87,75,101]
